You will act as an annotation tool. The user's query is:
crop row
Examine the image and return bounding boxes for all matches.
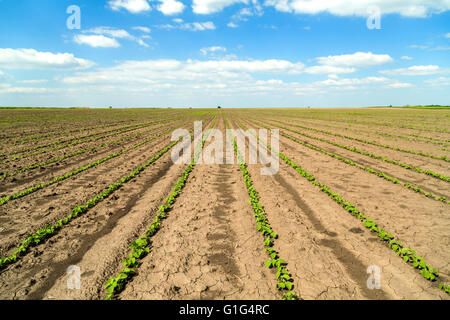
[4,119,132,147]
[0,119,210,271]
[269,119,449,163]
[104,117,217,300]
[226,118,300,300]
[259,119,450,184]
[1,110,185,147]
[0,119,184,179]
[0,117,182,164]
[329,119,448,147]
[7,117,178,156]
[316,117,449,134]
[7,122,139,156]
[237,118,449,296]
[247,119,449,205]
[0,122,186,207]
[274,116,450,147]
[408,132,450,144]
[260,112,449,134]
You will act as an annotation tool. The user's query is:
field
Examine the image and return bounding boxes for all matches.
[0,107,449,300]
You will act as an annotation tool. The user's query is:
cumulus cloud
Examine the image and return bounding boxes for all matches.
[87,27,133,39]
[379,65,445,76]
[316,52,393,68]
[430,46,450,51]
[0,86,54,94]
[304,65,356,75]
[263,0,450,18]
[108,0,151,13]
[200,46,227,55]
[192,0,248,14]
[401,56,413,60]
[157,21,216,31]
[315,76,389,86]
[0,48,94,70]
[56,58,323,101]
[409,44,428,49]
[18,79,49,84]
[227,22,239,28]
[62,58,306,86]
[74,34,121,48]
[188,0,450,17]
[425,77,450,86]
[386,82,413,88]
[76,27,149,47]
[157,0,186,15]
[7,54,410,105]
[133,26,151,33]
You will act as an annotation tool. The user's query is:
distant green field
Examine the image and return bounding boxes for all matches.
[400,106,450,109]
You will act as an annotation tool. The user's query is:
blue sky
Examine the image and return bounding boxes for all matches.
[0,0,449,108]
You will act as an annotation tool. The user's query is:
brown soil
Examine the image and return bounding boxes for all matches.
[0,108,448,300]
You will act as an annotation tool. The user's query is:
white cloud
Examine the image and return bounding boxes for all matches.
[387,82,413,88]
[78,27,150,47]
[379,65,446,76]
[316,76,390,86]
[0,48,94,70]
[316,52,394,68]
[445,33,450,38]
[305,65,356,74]
[173,18,184,23]
[108,0,151,13]
[0,86,54,94]
[57,58,321,102]
[157,0,186,15]
[192,0,248,14]
[136,39,150,47]
[158,21,216,31]
[430,46,450,51]
[227,3,264,27]
[263,0,450,18]
[425,77,450,86]
[133,26,151,33]
[401,56,413,60]
[62,58,306,86]
[10,54,418,106]
[239,7,254,16]
[200,46,227,55]
[18,79,49,84]
[184,59,305,74]
[85,27,133,39]
[409,44,450,51]
[74,34,121,48]
[409,44,428,49]
[186,22,216,31]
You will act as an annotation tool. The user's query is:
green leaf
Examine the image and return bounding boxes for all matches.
[285,282,293,290]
